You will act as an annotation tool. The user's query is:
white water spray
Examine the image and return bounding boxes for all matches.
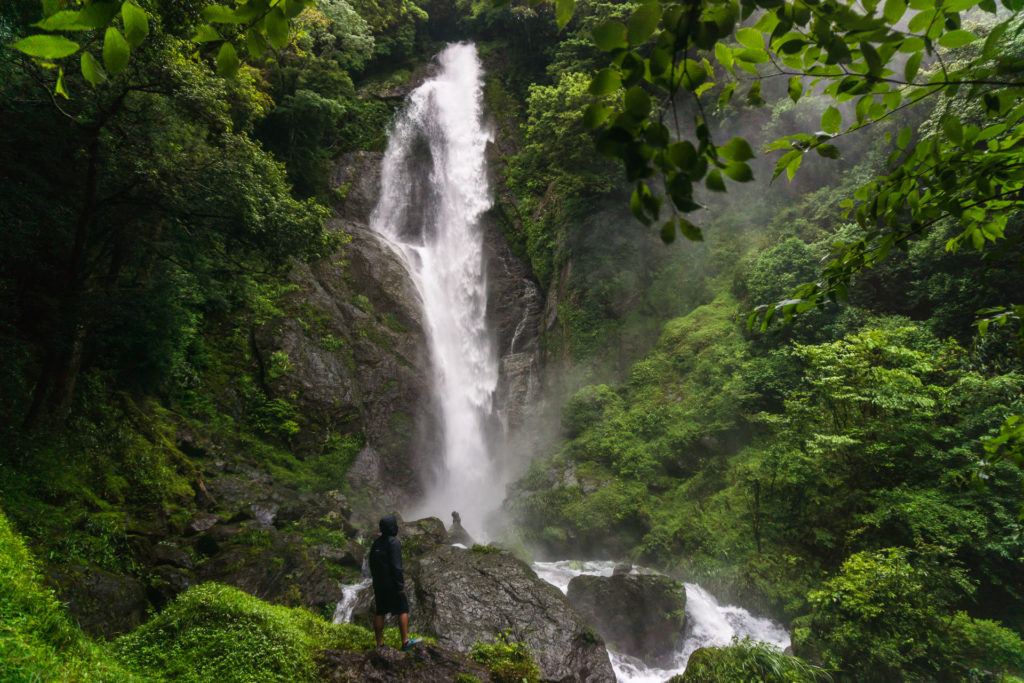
[370,43,500,540]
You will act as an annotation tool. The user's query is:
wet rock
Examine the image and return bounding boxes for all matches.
[48,564,148,639]
[566,573,686,668]
[412,544,615,682]
[147,565,193,608]
[318,643,492,682]
[152,541,193,569]
[316,542,364,570]
[447,511,474,546]
[257,227,440,509]
[612,563,632,577]
[187,513,219,535]
[330,151,383,224]
[251,502,278,528]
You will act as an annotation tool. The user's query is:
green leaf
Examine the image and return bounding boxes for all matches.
[121,2,149,48]
[982,21,1008,58]
[788,75,802,102]
[265,8,290,49]
[938,29,977,48]
[216,40,240,78]
[721,137,754,161]
[660,219,676,244]
[582,103,611,129]
[589,68,621,95]
[736,27,762,50]
[815,143,841,158]
[624,86,651,118]
[678,218,703,241]
[904,51,922,81]
[555,0,574,30]
[883,0,907,23]
[714,41,733,70]
[667,141,698,171]
[55,66,68,98]
[80,50,105,85]
[12,34,79,59]
[706,168,726,192]
[246,28,268,57]
[592,21,627,51]
[627,3,661,46]
[36,3,118,30]
[102,26,129,75]
[941,114,963,144]
[202,4,244,23]
[723,161,753,182]
[193,24,222,43]
[821,106,842,134]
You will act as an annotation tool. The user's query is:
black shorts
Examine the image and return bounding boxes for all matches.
[373,589,409,616]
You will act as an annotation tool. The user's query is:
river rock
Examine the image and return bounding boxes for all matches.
[412,544,616,682]
[566,573,686,668]
[319,642,493,682]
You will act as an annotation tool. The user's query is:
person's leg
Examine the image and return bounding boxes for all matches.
[398,612,409,645]
[373,614,385,647]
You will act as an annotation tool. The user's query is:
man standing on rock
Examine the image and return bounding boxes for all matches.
[369,515,418,651]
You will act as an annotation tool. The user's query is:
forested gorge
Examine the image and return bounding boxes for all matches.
[1,0,1023,680]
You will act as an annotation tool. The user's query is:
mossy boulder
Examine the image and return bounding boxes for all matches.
[566,573,686,667]
[412,544,615,682]
[113,582,380,682]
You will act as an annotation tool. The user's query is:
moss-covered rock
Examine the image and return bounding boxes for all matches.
[113,582,381,682]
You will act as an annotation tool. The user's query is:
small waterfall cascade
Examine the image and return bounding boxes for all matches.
[369,42,501,540]
[532,561,791,682]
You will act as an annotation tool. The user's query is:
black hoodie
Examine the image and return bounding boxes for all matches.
[368,515,404,595]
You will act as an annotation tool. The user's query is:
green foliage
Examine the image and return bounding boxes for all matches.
[113,582,384,682]
[796,548,1024,680]
[679,639,830,682]
[469,632,542,683]
[0,508,139,682]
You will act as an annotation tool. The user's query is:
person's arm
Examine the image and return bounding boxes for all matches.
[389,537,405,592]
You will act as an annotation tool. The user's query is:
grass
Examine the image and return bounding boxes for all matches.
[0,508,141,682]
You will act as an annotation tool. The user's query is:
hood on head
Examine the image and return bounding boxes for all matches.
[379,515,398,537]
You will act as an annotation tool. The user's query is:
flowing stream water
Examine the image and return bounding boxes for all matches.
[351,41,790,680]
[369,42,500,540]
[532,561,791,682]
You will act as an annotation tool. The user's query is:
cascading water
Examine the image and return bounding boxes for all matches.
[369,43,500,540]
[533,561,791,682]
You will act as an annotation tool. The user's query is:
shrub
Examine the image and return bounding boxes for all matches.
[678,639,830,683]
[469,632,541,683]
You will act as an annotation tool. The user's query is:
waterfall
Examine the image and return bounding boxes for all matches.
[532,560,791,682]
[369,43,500,540]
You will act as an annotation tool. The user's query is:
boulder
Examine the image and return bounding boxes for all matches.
[47,564,148,639]
[412,544,615,682]
[566,573,686,668]
[319,643,492,682]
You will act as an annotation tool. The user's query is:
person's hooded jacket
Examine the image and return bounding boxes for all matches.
[368,515,405,596]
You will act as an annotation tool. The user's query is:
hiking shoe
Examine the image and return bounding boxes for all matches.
[401,638,421,652]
